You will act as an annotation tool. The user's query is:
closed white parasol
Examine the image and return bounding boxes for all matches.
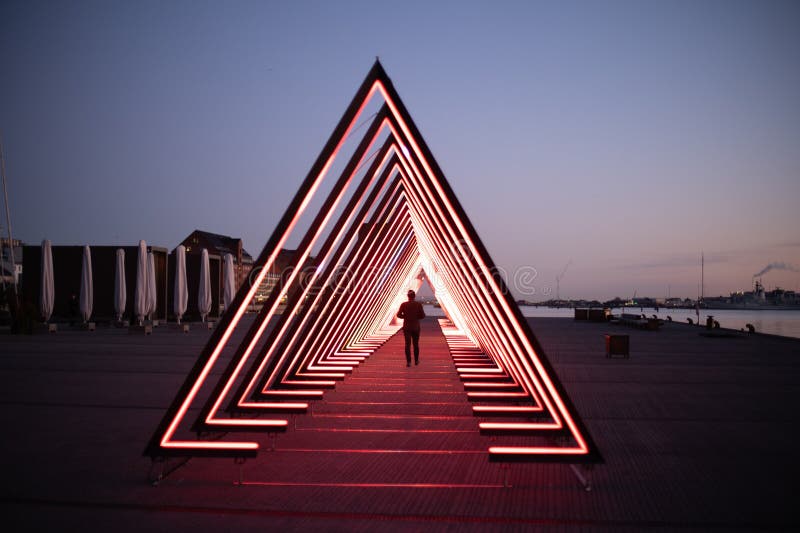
[134,240,147,325]
[79,245,93,322]
[222,252,235,312]
[198,248,211,322]
[114,249,126,322]
[40,239,54,322]
[174,245,188,324]
[146,251,157,321]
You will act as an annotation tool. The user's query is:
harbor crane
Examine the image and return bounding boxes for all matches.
[556,260,572,301]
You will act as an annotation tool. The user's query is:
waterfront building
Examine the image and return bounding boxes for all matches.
[179,230,253,290]
[0,237,22,286]
[252,249,316,306]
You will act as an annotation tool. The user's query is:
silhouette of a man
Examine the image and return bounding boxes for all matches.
[397,289,425,366]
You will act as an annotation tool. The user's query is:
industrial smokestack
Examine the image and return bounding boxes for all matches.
[752,262,800,278]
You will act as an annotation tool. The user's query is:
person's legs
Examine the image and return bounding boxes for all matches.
[403,329,412,365]
[412,330,420,364]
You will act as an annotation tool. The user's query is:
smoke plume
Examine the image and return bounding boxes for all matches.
[752,262,800,278]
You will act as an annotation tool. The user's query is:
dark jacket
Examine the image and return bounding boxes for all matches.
[397,300,425,332]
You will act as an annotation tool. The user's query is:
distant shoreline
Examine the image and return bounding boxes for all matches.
[516,303,800,311]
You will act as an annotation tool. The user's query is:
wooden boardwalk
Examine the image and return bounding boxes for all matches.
[236,320,506,489]
[1,317,798,530]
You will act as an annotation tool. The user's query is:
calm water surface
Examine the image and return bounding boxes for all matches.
[423,305,800,339]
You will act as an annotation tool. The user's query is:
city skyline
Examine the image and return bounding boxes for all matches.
[1,1,798,300]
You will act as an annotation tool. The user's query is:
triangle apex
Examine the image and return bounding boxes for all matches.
[369,57,389,78]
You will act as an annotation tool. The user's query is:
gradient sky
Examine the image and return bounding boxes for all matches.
[1,0,798,300]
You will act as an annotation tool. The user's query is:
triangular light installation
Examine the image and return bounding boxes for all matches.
[144,61,601,465]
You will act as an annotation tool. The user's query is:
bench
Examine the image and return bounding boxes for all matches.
[616,313,660,331]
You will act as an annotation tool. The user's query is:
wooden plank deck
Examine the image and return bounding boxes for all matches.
[1,316,798,530]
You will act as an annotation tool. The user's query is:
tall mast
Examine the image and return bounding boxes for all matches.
[0,136,17,293]
[0,223,5,291]
[700,251,704,303]
[555,260,571,301]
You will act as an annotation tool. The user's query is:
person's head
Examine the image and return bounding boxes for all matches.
[407,289,416,301]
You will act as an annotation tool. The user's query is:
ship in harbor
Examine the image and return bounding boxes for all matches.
[519,279,800,311]
[702,279,800,310]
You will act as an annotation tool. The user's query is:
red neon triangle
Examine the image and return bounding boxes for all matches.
[144,62,602,464]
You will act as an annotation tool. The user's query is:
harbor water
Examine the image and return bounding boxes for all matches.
[423,305,800,340]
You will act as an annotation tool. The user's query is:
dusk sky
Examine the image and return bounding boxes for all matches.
[1,0,798,301]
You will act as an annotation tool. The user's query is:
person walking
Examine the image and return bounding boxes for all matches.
[397,289,425,366]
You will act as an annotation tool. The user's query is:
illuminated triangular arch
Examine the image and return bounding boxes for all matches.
[144,61,601,464]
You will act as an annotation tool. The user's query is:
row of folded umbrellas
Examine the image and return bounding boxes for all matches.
[38,240,236,325]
